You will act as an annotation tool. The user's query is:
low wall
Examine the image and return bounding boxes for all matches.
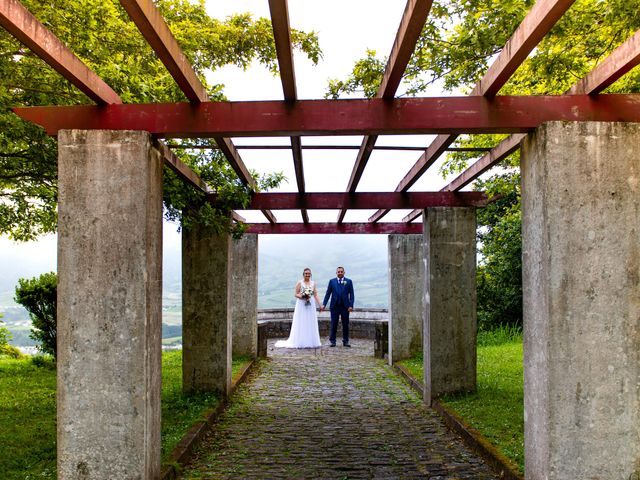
[257,308,389,358]
[257,308,388,339]
[258,308,388,322]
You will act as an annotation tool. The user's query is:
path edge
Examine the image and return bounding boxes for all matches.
[160,359,257,480]
[393,364,523,480]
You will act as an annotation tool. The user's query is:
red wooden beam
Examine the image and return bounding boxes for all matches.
[471,0,576,97]
[268,0,307,222]
[214,136,277,223]
[15,95,640,137]
[0,0,122,105]
[245,223,423,234]
[290,136,309,222]
[154,140,212,193]
[443,134,524,193]
[211,191,488,210]
[119,0,208,103]
[268,0,297,101]
[340,0,433,222]
[378,0,434,98]
[567,30,640,96]
[370,0,575,223]
[167,144,492,152]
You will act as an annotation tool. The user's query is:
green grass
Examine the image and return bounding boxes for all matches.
[0,355,56,479]
[0,352,252,479]
[397,327,524,473]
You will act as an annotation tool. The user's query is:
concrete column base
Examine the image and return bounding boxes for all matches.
[423,207,477,404]
[522,121,640,479]
[182,225,232,396]
[388,234,424,363]
[231,234,258,358]
[57,130,163,479]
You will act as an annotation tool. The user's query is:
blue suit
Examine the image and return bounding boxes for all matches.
[323,277,355,345]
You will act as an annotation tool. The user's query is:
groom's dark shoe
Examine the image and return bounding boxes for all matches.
[343,343,351,348]
[329,343,336,347]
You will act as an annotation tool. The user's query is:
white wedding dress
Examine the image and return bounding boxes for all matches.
[275,280,322,348]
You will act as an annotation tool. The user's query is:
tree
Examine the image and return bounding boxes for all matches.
[475,172,522,330]
[328,0,640,328]
[0,0,321,240]
[14,272,57,357]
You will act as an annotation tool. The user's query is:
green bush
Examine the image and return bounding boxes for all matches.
[14,272,57,358]
[0,316,10,345]
[0,344,23,359]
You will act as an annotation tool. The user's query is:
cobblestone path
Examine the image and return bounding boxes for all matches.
[180,339,499,479]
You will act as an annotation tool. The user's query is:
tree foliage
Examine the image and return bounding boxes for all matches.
[475,172,522,330]
[14,272,57,358]
[0,0,321,240]
[0,315,9,346]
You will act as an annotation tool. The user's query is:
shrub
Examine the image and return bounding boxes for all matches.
[0,317,22,358]
[0,316,10,346]
[0,343,23,359]
[14,272,57,358]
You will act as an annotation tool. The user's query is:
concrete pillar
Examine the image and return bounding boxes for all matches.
[182,224,231,396]
[423,208,477,404]
[57,130,163,479]
[521,121,640,480]
[388,234,424,363]
[231,234,258,358]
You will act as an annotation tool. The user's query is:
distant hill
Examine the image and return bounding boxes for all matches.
[257,234,388,308]
[1,233,390,338]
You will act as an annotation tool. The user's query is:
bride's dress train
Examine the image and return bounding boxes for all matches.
[275,281,321,348]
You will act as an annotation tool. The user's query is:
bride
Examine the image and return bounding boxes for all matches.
[275,267,322,348]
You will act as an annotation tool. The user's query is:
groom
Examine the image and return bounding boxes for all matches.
[321,266,355,347]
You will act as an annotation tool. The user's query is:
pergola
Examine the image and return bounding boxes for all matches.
[3,0,639,232]
[2,0,640,479]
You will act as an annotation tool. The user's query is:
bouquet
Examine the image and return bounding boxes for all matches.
[300,285,314,306]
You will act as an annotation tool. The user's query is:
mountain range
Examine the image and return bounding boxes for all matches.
[1,234,390,340]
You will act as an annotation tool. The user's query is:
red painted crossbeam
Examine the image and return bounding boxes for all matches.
[14,95,640,137]
[218,192,488,210]
[245,223,423,234]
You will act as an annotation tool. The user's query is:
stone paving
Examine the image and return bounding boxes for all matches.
[180,339,499,479]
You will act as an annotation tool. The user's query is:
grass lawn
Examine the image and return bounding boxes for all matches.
[397,329,524,473]
[0,352,252,479]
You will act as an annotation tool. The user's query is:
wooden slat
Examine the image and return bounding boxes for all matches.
[290,136,309,222]
[340,0,433,222]
[268,0,307,222]
[16,95,640,137]
[0,0,121,105]
[209,191,488,210]
[119,0,208,103]
[378,0,435,98]
[153,140,212,193]
[167,144,493,152]
[214,138,276,223]
[246,222,423,234]
[371,0,576,222]
[471,0,576,97]
[567,30,640,95]
[268,0,297,101]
